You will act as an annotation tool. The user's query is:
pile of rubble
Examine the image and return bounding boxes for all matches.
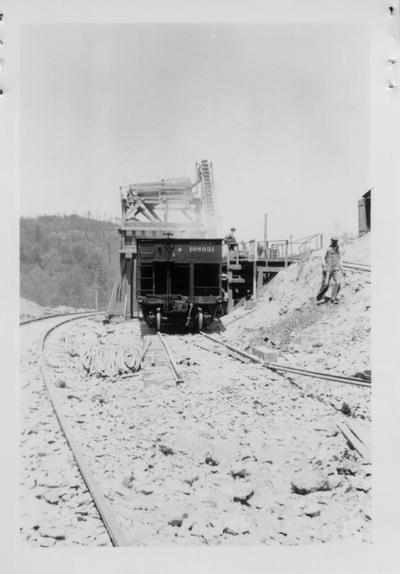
[223,234,371,382]
[19,233,371,547]
[80,341,145,378]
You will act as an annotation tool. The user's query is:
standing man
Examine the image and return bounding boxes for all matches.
[316,235,344,304]
[224,227,238,251]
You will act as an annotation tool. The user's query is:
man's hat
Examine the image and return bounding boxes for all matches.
[330,234,339,241]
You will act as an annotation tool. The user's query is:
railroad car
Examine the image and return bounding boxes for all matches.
[137,237,225,331]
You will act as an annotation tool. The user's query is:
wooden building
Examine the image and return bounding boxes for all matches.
[358,189,371,236]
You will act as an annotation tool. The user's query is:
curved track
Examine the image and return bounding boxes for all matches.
[21,313,185,546]
[20,314,371,545]
[21,312,130,546]
[20,311,95,326]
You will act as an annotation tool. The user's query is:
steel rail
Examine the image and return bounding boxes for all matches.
[337,421,369,459]
[36,312,130,547]
[157,332,184,384]
[222,308,257,327]
[19,311,96,326]
[199,332,371,388]
[343,261,371,272]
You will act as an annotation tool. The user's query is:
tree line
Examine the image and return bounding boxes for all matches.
[20,214,120,309]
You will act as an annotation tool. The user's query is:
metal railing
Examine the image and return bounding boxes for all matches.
[256,240,288,261]
[288,233,323,257]
[224,233,323,263]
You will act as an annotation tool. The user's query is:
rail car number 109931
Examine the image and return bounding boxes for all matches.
[189,246,215,253]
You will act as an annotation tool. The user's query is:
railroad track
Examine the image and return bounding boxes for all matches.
[165,331,371,455]
[21,313,184,547]
[343,261,371,272]
[140,324,184,386]
[19,311,94,326]
[199,332,371,388]
[21,311,130,546]
[21,315,371,545]
[167,330,371,425]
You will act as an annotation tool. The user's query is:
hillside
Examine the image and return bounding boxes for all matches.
[19,297,44,320]
[20,215,120,309]
[222,234,371,402]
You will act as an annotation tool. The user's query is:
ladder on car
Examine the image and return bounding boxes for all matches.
[200,159,217,235]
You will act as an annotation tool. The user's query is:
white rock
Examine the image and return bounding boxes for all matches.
[44,492,61,505]
[222,512,251,535]
[291,469,333,495]
[230,463,251,479]
[232,482,255,502]
[250,490,275,510]
[39,527,66,540]
[347,475,370,493]
[304,503,322,518]
[38,537,57,547]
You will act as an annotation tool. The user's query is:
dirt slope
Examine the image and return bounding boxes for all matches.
[19,298,87,320]
[20,298,45,320]
[342,233,370,265]
[223,235,371,383]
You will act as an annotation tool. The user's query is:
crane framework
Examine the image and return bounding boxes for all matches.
[107,160,218,319]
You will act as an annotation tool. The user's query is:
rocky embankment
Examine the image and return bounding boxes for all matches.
[224,234,370,386]
[20,298,45,321]
[19,234,371,546]
[20,297,89,321]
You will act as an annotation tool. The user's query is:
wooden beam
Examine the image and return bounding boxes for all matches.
[337,422,369,460]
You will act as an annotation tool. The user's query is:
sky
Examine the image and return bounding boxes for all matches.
[20,23,370,241]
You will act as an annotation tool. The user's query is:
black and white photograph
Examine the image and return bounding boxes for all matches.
[2,1,400,573]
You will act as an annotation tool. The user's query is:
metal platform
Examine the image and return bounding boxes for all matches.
[222,234,323,310]
[107,160,219,319]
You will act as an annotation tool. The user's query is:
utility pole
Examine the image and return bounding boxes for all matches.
[227,246,233,313]
[264,212,268,282]
[107,240,111,298]
[94,269,99,311]
[252,239,257,299]
[264,213,268,255]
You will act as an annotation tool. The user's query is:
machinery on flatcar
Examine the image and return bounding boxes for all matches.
[137,236,225,331]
